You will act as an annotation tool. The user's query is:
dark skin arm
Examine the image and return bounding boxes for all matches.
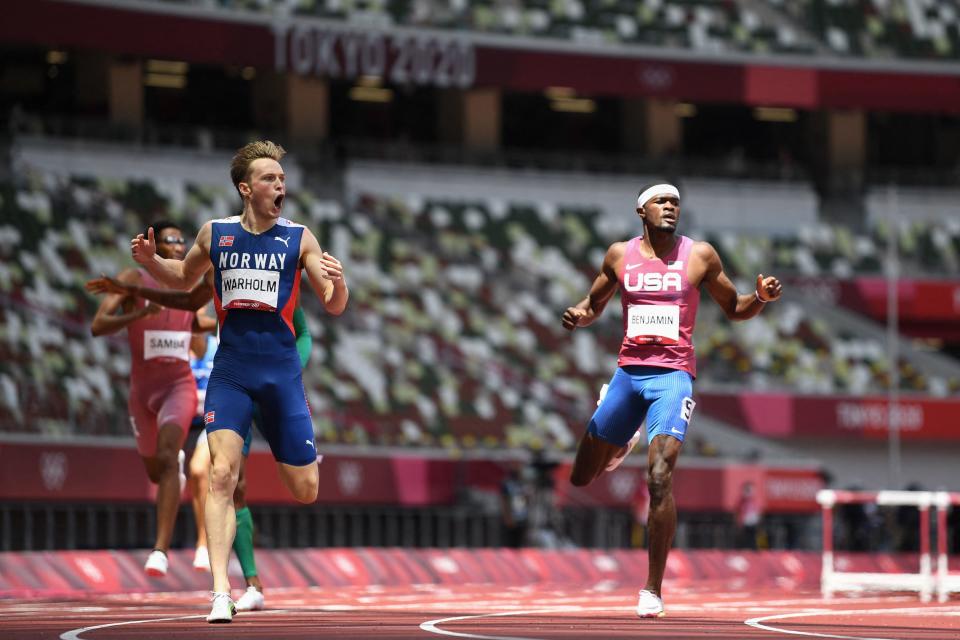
[90,269,160,336]
[691,242,782,320]
[561,242,625,330]
[86,271,217,332]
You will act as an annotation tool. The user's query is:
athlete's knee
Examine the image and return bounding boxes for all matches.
[208,457,238,497]
[290,469,318,504]
[569,433,607,487]
[646,466,674,505]
[569,467,596,488]
[152,447,179,478]
[142,458,163,484]
[189,458,207,483]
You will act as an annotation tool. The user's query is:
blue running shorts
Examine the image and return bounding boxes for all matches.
[204,348,316,466]
[587,365,695,447]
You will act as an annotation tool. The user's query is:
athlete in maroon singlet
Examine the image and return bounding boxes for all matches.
[91,221,216,577]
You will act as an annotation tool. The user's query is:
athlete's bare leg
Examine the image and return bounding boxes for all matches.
[569,432,623,487]
[141,422,185,553]
[276,461,319,504]
[189,439,210,550]
[205,429,244,594]
[643,434,683,596]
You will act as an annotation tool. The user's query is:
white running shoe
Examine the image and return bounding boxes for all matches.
[636,589,665,618]
[606,429,642,472]
[144,550,168,577]
[235,586,265,612]
[207,592,236,623]
[193,545,211,572]
[177,449,186,494]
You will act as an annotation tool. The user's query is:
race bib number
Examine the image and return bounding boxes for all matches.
[627,305,679,344]
[143,330,191,361]
[221,268,280,311]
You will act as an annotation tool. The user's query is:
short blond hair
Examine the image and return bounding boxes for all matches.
[230,140,286,194]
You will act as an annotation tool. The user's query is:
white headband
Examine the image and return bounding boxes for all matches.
[637,184,680,208]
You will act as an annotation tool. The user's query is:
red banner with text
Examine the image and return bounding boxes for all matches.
[697,391,960,441]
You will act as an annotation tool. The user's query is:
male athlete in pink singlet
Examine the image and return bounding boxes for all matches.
[562,182,782,618]
[91,221,216,577]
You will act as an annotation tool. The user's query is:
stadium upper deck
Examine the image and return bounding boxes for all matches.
[155,0,960,61]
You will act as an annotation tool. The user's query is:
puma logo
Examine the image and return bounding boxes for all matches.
[275,236,290,248]
[305,439,315,448]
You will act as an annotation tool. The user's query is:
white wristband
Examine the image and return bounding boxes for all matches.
[755,291,768,304]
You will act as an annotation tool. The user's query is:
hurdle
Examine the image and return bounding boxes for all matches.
[817,489,960,602]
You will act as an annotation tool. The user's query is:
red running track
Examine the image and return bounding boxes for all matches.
[2,583,959,640]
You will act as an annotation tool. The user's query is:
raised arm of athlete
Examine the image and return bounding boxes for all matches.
[87,270,217,333]
[561,242,625,331]
[90,269,161,336]
[692,242,782,321]
[131,223,212,290]
[300,228,348,316]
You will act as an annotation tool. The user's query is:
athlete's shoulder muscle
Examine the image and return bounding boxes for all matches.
[689,240,722,286]
[602,240,628,275]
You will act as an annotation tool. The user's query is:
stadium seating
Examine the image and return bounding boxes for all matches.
[707,220,960,279]
[792,0,960,59]
[159,0,960,59]
[4,164,957,451]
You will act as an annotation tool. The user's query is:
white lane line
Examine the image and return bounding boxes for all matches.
[60,609,291,639]
[60,614,203,640]
[744,605,958,640]
[421,606,649,640]
[420,608,580,640]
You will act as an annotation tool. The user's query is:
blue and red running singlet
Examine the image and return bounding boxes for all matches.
[203,216,317,466]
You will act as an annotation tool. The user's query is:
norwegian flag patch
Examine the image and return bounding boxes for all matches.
[218,235,234,247]
[204,411,216,424]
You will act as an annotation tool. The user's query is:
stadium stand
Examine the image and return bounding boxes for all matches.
[795,0,960,59]
[159,0,960,59]
[4,144,958,452]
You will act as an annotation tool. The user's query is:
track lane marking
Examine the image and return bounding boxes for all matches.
[60,609,291,639]
[421,606,661,640]
[744,605,960,640]
[421,608,584,640]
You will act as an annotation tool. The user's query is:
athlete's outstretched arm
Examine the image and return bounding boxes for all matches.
[131,222,211,289]
[696,242,782,321]
[300,228,348,316]
[89,269,160,336]
[86,271,214,312]
[561,242,623,330]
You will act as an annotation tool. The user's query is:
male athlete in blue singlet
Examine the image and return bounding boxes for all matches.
[130,141,348,623]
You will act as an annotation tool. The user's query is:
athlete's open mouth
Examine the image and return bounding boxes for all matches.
[274,194,284,208]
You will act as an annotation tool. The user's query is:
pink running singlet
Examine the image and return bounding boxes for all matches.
[126,270,197,456]
[617,235,700,377]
